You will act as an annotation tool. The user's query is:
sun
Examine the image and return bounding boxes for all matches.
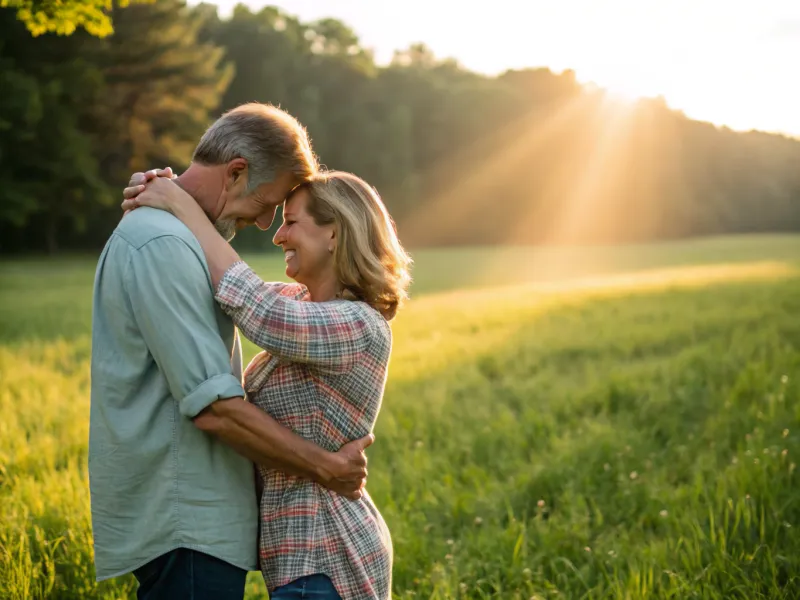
[574,70,647,106]
[601,81,642,104]
[574,61,667,107]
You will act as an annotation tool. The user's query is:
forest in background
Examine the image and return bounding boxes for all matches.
[1,0,799,253]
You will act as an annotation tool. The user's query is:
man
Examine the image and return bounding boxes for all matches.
[90,103,372,600]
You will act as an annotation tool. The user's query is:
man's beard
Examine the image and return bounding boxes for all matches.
[214,218,237,241]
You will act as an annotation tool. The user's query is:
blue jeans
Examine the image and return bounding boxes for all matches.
[133,548,247,600]
[271,574,343,599]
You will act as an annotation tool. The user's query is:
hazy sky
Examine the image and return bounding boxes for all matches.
[198,0,800,136]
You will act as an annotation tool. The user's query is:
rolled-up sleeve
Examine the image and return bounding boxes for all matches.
[126,235,245,417]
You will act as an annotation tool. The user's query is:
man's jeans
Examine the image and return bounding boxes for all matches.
[133,548,247,600]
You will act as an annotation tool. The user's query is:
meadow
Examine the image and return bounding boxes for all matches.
[1,234,799,599]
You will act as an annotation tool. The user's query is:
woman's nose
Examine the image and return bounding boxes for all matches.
[273,226,285,246]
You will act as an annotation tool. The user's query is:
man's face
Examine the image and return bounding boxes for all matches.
[216,169,299,239]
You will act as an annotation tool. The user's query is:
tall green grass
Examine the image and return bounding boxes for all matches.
[1,236,799,599]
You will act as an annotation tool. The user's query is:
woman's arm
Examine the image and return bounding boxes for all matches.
[215,262,378,373]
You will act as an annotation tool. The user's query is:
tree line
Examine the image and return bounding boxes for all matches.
[1,0,798,254]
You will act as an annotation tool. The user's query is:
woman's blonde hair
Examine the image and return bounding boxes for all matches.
[294,171,412,320]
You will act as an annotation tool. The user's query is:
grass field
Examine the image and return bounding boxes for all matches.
[1,234,800,599]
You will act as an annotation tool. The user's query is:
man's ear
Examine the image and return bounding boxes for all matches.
[225,158,248,190]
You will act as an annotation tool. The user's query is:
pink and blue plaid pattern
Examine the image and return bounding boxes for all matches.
[216,261,393,600]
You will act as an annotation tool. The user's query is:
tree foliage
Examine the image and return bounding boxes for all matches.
[1,2,799,253]
[1,0,152,37]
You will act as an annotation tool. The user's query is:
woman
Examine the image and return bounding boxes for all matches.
[122,170,411,600]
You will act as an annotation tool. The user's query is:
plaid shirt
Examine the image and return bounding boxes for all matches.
[215,261,393,600]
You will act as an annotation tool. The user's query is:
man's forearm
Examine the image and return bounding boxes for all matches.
[194,397,336,484]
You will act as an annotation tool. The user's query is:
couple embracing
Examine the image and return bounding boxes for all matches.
[89,103,411,600]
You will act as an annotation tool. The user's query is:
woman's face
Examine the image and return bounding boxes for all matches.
[272,188,335,285]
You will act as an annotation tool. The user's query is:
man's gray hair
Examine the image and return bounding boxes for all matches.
[193,103,318,191]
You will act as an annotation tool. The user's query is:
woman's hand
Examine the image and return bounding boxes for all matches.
[122,167,175,216]
[121,173,194,216]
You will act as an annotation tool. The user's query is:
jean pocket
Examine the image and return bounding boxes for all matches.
[133,551,172,588]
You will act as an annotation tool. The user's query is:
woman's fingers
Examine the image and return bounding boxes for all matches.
[121,198,138,212]
[156,167,174,178]
[127,167,174,189]
[144,167,172,180]
[127,172,147,188]
[122,167,174,213]
[123,184,146,200]
[121,188,161,211]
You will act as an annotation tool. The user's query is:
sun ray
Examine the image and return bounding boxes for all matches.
[398,91,597,247]
[537,95,639,246]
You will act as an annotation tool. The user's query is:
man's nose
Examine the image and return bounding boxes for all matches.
[255,207,277,231]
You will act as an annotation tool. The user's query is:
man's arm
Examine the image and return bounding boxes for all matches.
[194,398,372,498]
[125,232,369,498]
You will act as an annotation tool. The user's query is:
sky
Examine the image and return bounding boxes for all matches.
[199,0,800,137]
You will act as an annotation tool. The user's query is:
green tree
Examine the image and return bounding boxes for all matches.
[87,0,232,182]
[3,2,800,253]
[1,0,152,37]
[0,0,232,253]
[0,11,107,253]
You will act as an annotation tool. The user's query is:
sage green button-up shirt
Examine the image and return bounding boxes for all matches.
[89,207,257,581]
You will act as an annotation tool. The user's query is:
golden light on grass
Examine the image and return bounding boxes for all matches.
[408,260,798,311]
[389,259,798,384]
[2,246,799,598]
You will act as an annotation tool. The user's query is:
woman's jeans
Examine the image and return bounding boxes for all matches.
[270,574,343,599]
